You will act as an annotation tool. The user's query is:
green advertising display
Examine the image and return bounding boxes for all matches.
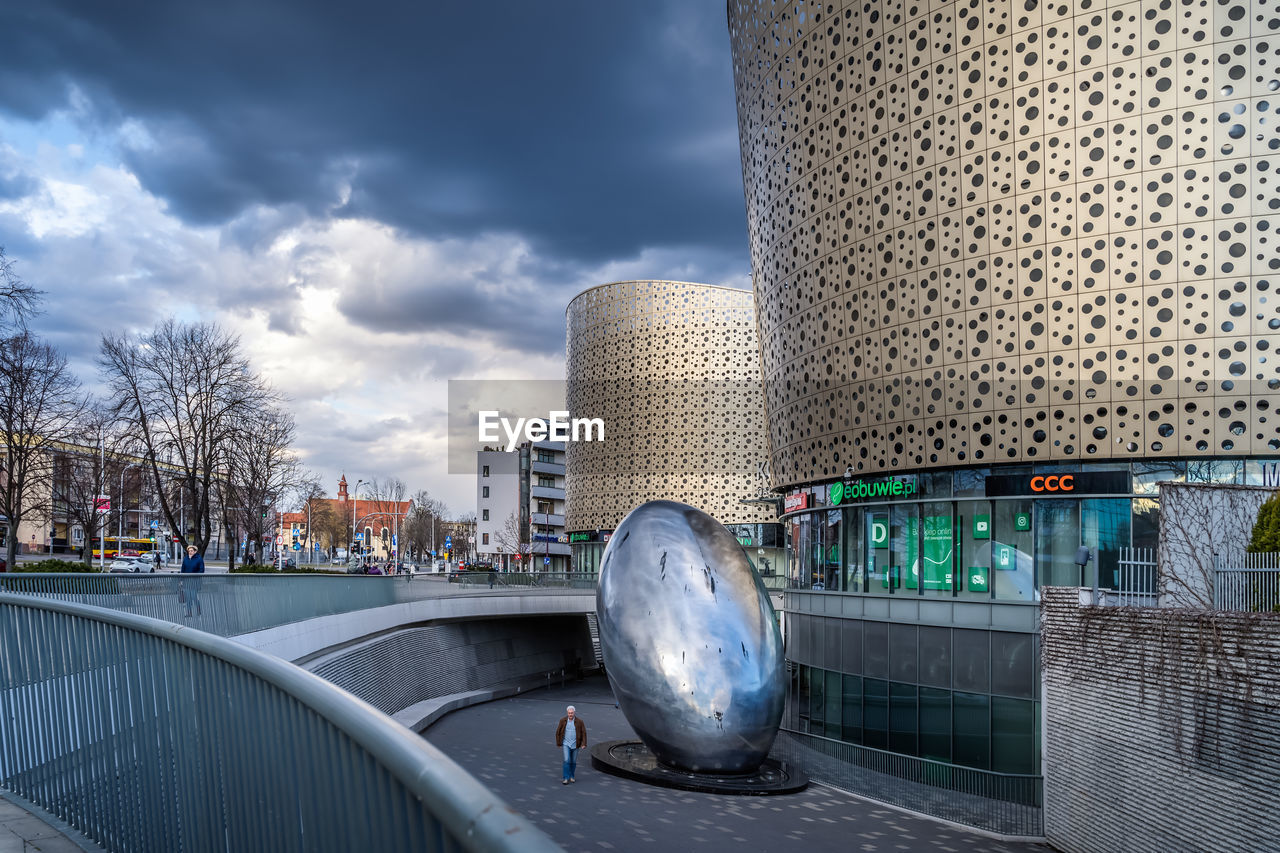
[871,516,888,549]
[885,521,920,589]
[1014,511,1031,532]
[967,566,989,592]
[994,543,1015,570]
[829,481,845,506]
[973,514,990,539]
[922,515,954,589]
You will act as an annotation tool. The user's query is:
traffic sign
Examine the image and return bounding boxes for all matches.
[94,496,110,515]
[274,535,282,545]
[445,536,452,547]
[292,543,301,551]
[149,520,159,529]
[544,557,550,565]
[355,533,364,541]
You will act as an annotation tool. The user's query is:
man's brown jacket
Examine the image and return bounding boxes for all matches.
[555,716,587,748]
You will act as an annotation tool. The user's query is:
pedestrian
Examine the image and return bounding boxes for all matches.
[489,569,495,589]
[554,705,586,784]
[181,544,205,617]
[152,551,161,573]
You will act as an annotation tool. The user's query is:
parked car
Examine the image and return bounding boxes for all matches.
[398,561,417,574]
[275,556,297,571]
[109,556,144,573]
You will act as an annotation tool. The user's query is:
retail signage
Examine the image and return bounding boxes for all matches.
[1014,512,1031,531]
[840,475,918,502]
[568,532,594,543]
[829,482,845,506]
[871,516,888,548]
[968,566,989,592]
[784,492,810,512]
[994,544,1015,570]
[922,515,953,589]
[94,496,110,515]
[984,471,1129,497]
[973,514,990,539]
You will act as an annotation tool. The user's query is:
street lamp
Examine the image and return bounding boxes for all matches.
[351,478,364,562]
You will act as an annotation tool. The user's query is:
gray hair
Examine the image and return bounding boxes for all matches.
[566,706,575,713]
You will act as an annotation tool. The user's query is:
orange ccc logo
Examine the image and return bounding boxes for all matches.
[1030,475,1074,492]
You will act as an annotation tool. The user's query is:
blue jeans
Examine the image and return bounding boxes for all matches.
[562,744,578,781]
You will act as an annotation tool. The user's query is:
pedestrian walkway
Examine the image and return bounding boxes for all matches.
[423,676,1049,853]
[0,791,102,853]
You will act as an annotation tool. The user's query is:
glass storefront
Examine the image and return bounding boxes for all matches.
[779,458,1278,598]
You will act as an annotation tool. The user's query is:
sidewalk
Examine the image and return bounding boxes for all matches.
[0,790,102,853]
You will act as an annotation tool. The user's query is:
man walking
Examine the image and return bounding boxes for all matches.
[554,705,586,784]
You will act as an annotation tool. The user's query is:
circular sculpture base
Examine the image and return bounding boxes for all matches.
[590,740,807,796]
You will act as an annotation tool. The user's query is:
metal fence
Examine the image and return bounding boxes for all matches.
[0,573,596,638]
[0,593,562,853]
[1214,552,1280,612]
[770,729,1043,838]
[1103,547,1159,607]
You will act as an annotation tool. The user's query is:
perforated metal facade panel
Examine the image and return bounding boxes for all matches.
[728,0,1280,490]
[565,280,775,530]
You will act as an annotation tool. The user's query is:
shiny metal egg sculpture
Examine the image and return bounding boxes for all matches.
[596,500,785,774]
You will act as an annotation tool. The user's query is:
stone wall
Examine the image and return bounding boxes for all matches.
[1041,587,1280,853]
[1158,482,1274,608]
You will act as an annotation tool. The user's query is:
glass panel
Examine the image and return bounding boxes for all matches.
[919,686,952,762]
[921,501,956,597]
[1082,498,1132,590]
[952,628,990,693]
[918,626,952,688]
[797,665,811,732]
[889,623,918,683]
[788,516,802,588]
[868,510,891,591]
[822,510,843,591]
[863,678,888,749]
[808,616,823,669]
[863,621,888,678]
[841,675,863,743]
[1133,460,1185,494]
[1035,498,1079,588]
[954,468,991,497]
[844,506,865,593]
[993,499,1035,601]
[953,691,991,770]
[889,682,918,755]
[810,665,826,726]
[990,631,1034,699]
[958,500,992,600]
[825,670,842,739]
[920,471,953,499]
[890,503,920,593]
[1132,497,1159,551]
[841,619,863,675]
[991,697,1036,774]
[824,617,842,672]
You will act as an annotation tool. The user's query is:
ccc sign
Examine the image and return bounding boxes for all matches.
[1030,475,1074,493]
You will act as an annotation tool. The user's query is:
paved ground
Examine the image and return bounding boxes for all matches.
[0,791,101,853]
[424,677,1050,853]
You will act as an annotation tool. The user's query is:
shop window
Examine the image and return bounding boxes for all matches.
[1082,498,1132,590]
[993,500,1035,601]
[867,510,890,590]
[889,503,919,593]
[953,692,991,770]
[921,501,956,597]
[919,687,952,763]
[889,623,918,683]
[823,510,843,591]
[958,500,993,601]
[1131,498,1159,552]
[863,678,888,749]
[991,697,1036,774]
[843,507,866,592]
[1034,498,1079,588]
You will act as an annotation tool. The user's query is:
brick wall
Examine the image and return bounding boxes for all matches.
[1041,587,1280,852]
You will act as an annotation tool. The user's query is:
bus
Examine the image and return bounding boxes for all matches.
[90,537,155,560]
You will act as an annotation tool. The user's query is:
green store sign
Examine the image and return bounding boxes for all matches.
[568,532,593,543]
[831,476,918,505]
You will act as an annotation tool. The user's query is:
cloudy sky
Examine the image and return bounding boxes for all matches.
[0,1,751,514]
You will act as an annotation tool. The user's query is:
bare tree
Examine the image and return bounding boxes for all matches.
[493,511,531,569]
[0,248,42,331]
[0,333,82,566]
[404,489,449,560]
[51,403,134,566]
[363,477,408,559]
[99,320,276,556]
[218,406,302,569]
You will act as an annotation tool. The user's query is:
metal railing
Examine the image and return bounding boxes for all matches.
[0,593,562,853]
[474,571,598,590]
[0,573,595,638]
[771,729,1043,838]
[1214,552,1280,612]
[1103,546,1158,607]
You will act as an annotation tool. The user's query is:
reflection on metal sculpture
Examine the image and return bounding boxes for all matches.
[596,500,784,773]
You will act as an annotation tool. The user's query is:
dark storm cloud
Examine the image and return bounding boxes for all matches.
[0,0,747,263]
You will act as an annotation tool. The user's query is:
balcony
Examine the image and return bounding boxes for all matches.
[531,458,565,476]
[530,484,563,501]
[531,512,565,528]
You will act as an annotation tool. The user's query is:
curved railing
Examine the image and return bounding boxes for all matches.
[0,573,596,638]
[0,593,563,853]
